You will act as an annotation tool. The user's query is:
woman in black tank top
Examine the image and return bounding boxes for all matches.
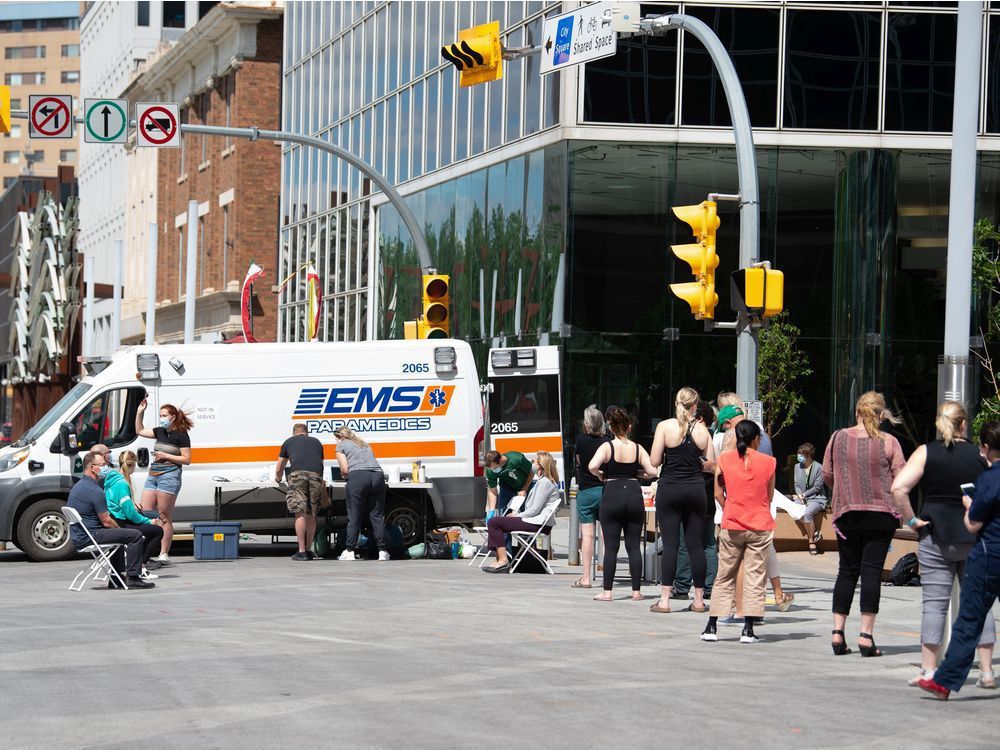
[649,387,715,614]
[588,408,658,601]
[890,401,996,686]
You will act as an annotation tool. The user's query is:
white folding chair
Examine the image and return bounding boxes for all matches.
[509,498,560,575]
[467,494,527,567]
[61,506,129,591]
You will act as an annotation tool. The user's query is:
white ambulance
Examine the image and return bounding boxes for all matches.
[0,340,486,561]
[486,345,566,489]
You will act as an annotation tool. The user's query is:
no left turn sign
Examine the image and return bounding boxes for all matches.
[136,102,180,148]
[29,95,74,139]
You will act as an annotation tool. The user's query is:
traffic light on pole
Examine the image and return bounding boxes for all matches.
[419,274,450,339]
[669,201,720,320]
[0,86,10,135]
[441,21,503,87]
[731,266,784,320]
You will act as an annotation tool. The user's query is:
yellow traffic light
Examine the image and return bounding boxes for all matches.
[0,86,10,135]
[733,267,784,319]
[420,274,450,338]
[441,21,503,87]
[669,201,720,320]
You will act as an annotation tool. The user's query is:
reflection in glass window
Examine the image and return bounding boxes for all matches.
[682,7,779,127]
[524,17,542,135]
[440,75,453,166]
[885,13,956,132]
[455,82,469,161]
[488,67,504,149]
[399,89,410,182]
[583,34,677,125]
[784,11,881,130]
[426,76,439,172]
[472,85,486,154]
[412,81,424,177]
[988,17,1000,133]
[489,374,562,435]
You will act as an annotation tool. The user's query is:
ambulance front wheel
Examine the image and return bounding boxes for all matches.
[385,499,429,547]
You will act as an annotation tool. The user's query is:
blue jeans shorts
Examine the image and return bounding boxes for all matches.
[143,469,182,496]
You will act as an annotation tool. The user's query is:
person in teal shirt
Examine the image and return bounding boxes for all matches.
[485,450,535,516]
[104,450,164,574]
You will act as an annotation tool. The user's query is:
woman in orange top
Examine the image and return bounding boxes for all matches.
[702,419,776,645]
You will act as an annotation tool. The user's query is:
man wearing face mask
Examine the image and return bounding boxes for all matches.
[793,443,827,555]
[66,451,154,589]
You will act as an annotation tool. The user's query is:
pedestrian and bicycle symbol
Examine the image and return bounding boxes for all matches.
[28,95,73,139]
[84,98,127,144]
[136,102,180,148]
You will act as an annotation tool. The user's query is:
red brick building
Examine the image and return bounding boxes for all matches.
[124,3,283,343]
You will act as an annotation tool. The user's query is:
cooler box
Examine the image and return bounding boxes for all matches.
[192,522,242,560]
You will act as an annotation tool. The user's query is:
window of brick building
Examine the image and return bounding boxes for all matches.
[4,72,45,85]
[3,151,19,164]
[61,44,79,57]
[5,45,45,59]
[59,149,76,162]
[163,1,186,28]
[61,71,80,84]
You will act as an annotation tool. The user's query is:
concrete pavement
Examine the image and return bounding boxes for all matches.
[1,526,998,749]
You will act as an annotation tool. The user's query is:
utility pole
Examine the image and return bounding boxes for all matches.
[643,13,760,399]
[939,1,982,415]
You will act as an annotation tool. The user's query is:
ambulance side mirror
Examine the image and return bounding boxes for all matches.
[58,422,79,457]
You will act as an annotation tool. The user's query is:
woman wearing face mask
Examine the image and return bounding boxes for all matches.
[103,450,164,579]
[136,400,193,564]
[484,451,561,573]
[794,443,827,554]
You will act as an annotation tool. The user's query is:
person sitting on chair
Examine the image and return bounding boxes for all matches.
[66,451,154,589]
[104,450,164,579]
[484,451,560,573]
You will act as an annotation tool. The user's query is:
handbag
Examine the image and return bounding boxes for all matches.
[425,531,453,559]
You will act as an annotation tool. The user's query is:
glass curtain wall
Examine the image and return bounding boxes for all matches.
[279,1,562,342]
[584,1,1000,136]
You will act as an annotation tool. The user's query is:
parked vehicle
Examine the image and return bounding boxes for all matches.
[0,340,487,561]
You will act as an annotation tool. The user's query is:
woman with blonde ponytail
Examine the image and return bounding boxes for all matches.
[649,387,715,613]
[890,402,996,688]
[822,391,906,658]
[334,425,389,561]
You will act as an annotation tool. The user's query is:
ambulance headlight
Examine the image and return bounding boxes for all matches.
[434,346,457,375]
[0,447,30,473]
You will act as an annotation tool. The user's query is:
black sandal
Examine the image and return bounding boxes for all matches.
[808,542,819,555]
[831,629,852,655]
[858,632,882,657]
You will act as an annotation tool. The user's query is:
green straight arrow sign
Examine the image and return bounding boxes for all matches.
[84,98,128,143]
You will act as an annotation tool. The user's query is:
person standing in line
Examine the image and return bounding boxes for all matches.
[275,423,329,561]
[919,421,1000,700]
[649,387,715,614]
[715,393,773,457]
[589,408,658,601]
[66,451,154,589]
[890,402,996,688]
[572,405,610,588]
[335,426,389,561]
[483,451,562,573]
[104,450,164,579]
[716,403,793,620]
[794,443,827,555]
[136,400,192,565]
[702,420,775,644]
[823,391,905,657]
[484,450,535,518]
[671,400,720,600]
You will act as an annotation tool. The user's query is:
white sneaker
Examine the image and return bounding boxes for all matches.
[140,568,159,580]
[378,550,390,561]
[154,553,171,565]
[338,550,356,561]
[977,671,997,689]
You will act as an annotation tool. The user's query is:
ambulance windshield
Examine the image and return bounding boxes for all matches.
[488,374,560,435]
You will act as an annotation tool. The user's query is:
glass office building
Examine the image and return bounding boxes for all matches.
[281,1,1000,464]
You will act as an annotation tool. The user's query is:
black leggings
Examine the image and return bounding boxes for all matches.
[656,482,707,589]
[599,479,645,591]
[832,512,896,615]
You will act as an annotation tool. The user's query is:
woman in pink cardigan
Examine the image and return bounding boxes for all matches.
[823,391,905,658]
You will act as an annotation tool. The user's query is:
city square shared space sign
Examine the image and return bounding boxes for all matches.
[540,1,618,75]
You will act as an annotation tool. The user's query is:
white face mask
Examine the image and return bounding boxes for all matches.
[796,454,806,464]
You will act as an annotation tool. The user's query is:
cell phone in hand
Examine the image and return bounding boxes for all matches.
[960,482,976,496]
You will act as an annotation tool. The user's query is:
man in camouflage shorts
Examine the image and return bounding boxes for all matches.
[275,424,328,560]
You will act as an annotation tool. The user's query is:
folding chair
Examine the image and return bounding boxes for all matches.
[61,506,129,591]
[508,497,561,575]
[467,494,527,567]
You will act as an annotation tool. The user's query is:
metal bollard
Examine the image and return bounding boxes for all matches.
[569,486,580,566]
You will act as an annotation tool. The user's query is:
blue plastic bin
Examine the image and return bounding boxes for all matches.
[192,522,242,560]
